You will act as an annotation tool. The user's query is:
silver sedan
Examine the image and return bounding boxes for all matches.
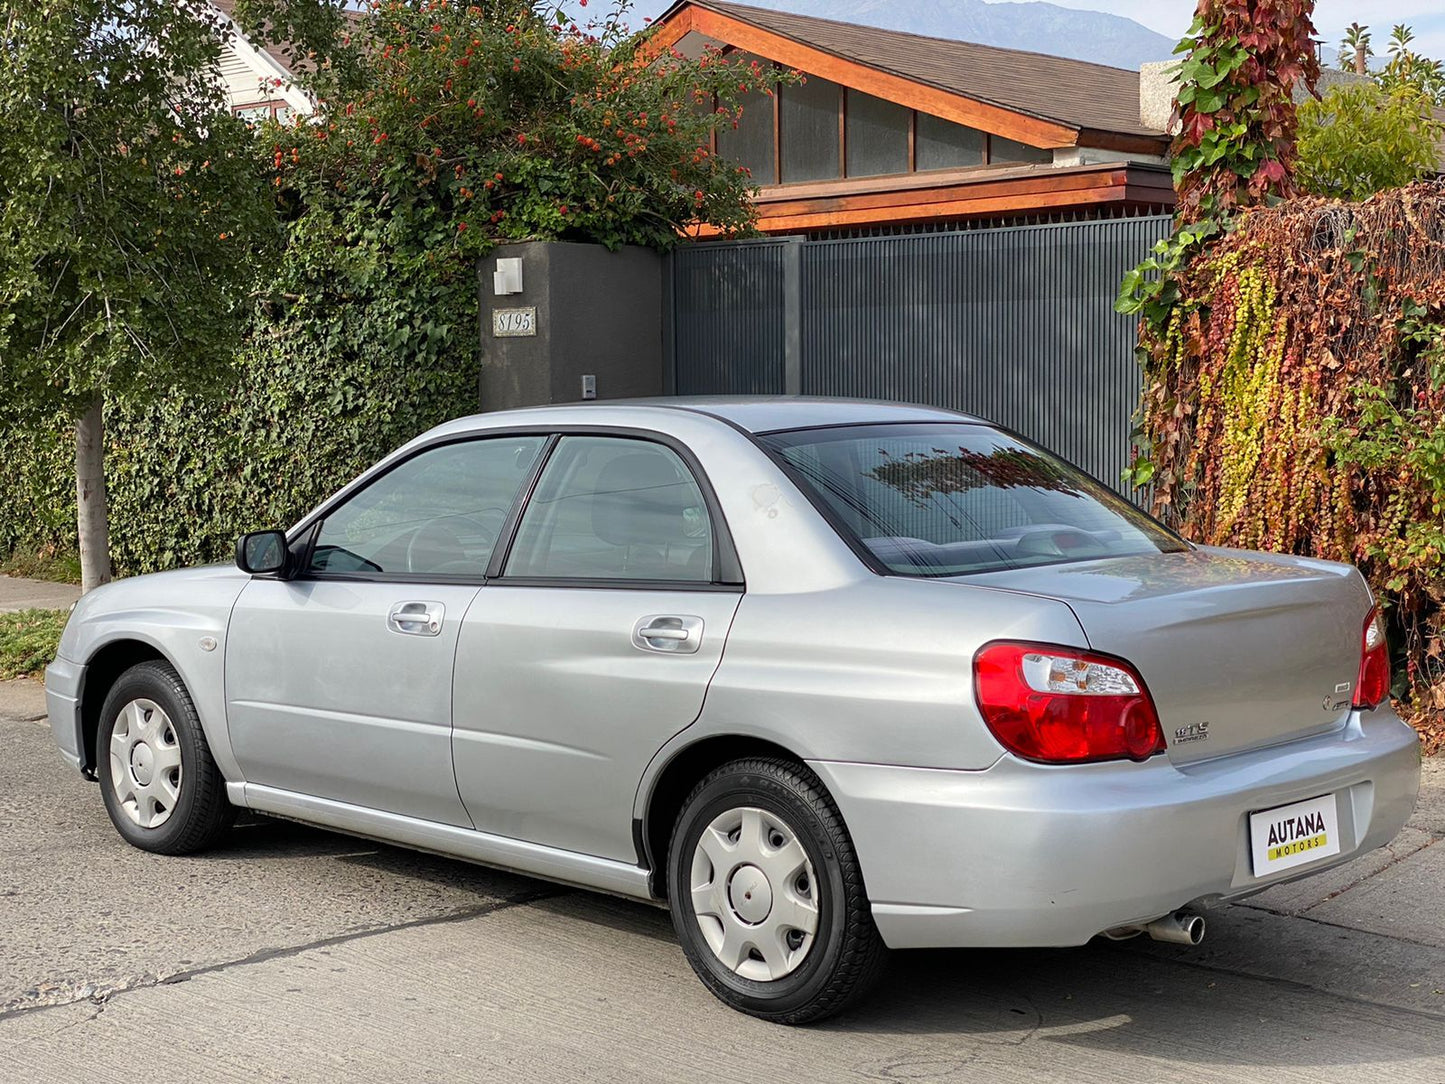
[46,398,1421,1023]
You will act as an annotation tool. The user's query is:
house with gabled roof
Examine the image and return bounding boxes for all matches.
[647,0,1175,234]
[209,0,314,123]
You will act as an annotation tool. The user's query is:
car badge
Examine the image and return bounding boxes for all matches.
[1174,721,1209,744]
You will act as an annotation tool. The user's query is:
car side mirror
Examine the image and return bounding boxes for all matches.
[236,530,291,577]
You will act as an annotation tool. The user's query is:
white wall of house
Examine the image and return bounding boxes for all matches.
[212,9,312,119]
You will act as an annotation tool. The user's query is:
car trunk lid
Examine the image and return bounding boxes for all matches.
[960,547,1371,764]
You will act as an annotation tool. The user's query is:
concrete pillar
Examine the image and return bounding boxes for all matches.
[478,241,666,411]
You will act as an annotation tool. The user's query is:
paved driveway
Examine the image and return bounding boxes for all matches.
[0,576,80,614]
[2,678,1442,1082]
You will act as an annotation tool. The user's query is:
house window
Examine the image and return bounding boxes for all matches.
[915,113,986,171]
[990,134,1052,165]
[711,60,1053,186]
[715,56,776,184]
[845,90,909,178]
[234,100,292,125]
[780,76,842,183]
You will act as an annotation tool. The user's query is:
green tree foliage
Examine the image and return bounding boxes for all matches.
[0,1,276,409]
[1297,83,1444,201]
[262,1,777,285]
[1378,23,1445,106]
[0,0,279,589]
[0,1,777,580]
[1337,21,1371,73]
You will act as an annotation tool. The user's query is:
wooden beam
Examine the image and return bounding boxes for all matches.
[771,61,782,184]
[752,162,1126,204]
[653,5,1079,149]
[1124,183,1177,208]
[757,188,1122,230]
[691,169,1147,235]
[1076,128,1170,156]
[638,7,699,61]
[759,172,1123,219]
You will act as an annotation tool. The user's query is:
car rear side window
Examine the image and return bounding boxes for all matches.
[762,423,1186,577]
[503,436,714,582]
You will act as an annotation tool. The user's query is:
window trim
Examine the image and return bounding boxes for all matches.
[284,425,744,590]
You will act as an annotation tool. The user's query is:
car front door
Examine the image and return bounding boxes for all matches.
[452,433,744,862]
[225,434,548,825]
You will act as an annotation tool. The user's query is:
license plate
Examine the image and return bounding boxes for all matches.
[1249,793,1341,877]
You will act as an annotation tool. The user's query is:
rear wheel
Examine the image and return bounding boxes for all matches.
[97,660,233,855]
[666,758,887,1024]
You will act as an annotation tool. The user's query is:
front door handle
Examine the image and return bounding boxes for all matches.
[388,601,445,637]
[633,615,704,655]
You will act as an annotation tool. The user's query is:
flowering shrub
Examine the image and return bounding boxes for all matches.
[264,0,779,269]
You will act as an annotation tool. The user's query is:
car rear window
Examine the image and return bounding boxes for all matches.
[761,423,1187,577]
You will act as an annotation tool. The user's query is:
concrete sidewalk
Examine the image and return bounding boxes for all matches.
[0,575,81,613]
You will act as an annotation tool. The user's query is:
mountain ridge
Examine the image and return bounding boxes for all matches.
[620,0,1178,72]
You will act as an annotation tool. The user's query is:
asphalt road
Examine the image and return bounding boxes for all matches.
[2,678,1443,1083]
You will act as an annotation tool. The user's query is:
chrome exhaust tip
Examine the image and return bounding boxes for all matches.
[1144,910,1206,946]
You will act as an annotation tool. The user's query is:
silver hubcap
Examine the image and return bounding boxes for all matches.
[108,699,182,829]
[690,807,819,981]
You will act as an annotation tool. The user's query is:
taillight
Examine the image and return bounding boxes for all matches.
[973,641,1165,764]
[1353,606,1390,710]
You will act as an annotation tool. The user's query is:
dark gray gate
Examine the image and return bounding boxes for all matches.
[669,216,1170,494]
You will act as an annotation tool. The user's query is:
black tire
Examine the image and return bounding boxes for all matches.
[96,660,234,855]
[666,757,887,1024]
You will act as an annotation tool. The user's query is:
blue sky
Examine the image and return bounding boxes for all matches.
[598,1,1445,60]
[1030,1,1445,60]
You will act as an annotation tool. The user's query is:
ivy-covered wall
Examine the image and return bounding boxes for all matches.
[0,300,477,578]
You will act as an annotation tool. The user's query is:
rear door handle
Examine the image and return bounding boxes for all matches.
[633,615,704,655]
[388,601,445,637]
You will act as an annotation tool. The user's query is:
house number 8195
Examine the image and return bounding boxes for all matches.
[493,307,537,337]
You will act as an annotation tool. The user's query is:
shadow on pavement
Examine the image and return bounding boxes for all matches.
[192,814,1439,1073]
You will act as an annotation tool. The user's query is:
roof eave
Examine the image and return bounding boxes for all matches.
[643,1,1083,148]
[209,2,313,114]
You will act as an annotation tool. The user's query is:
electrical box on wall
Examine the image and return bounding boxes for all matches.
[581,375,598,400]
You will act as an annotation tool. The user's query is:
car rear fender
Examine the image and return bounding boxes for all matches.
[679,576,1090,771]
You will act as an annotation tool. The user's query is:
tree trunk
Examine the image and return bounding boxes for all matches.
[75,396,112,593]
[1354,44,1367,75]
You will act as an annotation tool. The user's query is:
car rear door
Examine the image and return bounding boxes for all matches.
[225,434,549,825]
[452,433,743,862]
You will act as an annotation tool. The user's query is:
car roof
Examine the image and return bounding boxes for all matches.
[438,397,985,437]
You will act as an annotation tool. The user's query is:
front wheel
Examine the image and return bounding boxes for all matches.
[666,758,887,1024]
[97,660,233,855]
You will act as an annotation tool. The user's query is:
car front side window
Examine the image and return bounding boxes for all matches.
[308,436,547,578]
[503,436,714,583]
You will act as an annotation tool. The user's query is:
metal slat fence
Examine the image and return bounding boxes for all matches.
[669,216,1171,497]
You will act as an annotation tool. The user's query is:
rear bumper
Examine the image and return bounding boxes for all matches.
[44,653,88,775]
[810,709,1421,949]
